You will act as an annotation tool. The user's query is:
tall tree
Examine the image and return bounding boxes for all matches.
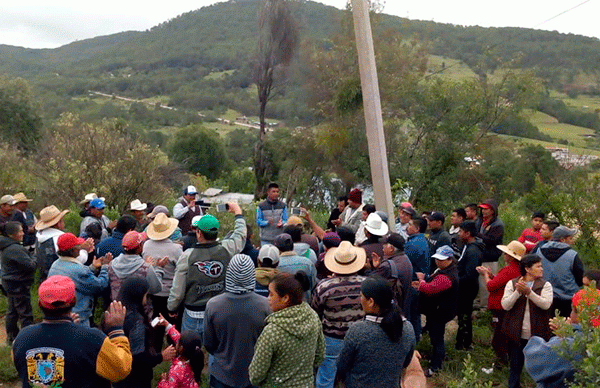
[0,76,42,151]
[254,0,299,199]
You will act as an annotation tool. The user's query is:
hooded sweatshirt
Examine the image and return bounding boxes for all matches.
[537,241,584,301]
[108,253,163,300]
[475,199,504,263]
[255,267,279,298]
[458,237,485,286]
[294,242,317,264]
[249,302,325,388]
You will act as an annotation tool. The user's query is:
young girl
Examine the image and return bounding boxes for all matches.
[156,316,203,388]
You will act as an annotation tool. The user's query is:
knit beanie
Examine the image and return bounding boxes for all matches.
[348,188,362,204]
[225,254,256,294]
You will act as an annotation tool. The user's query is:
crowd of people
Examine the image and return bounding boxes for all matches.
[0,183,597,388]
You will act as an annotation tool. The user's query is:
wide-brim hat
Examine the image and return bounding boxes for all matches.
[79,193,105,205]
[363,213,388,237]
[146,213,179,240]
[130,199,147,211]
[35,205,69,230]
[497,240,526,261]
[13,192,32,203]
[324,241,367,275]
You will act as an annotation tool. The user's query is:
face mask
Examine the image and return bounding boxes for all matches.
[77,250,88,264]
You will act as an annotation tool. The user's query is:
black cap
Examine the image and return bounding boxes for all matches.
[273,233,293,252]
[382,233,405,251]
[427,211,445,223]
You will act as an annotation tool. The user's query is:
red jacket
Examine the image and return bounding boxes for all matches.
[518,228,542,253]
[486,261,521,310]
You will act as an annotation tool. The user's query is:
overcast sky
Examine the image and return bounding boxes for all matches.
[1,0,598,49]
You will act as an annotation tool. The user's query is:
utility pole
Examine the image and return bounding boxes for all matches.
[351,0,395,228]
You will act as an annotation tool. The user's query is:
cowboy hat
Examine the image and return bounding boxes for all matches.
[363,213,389,237]
[324,241,367,275]
[146,213,179,240]
[130,199,147,211]
[79,193,105,205]
[497,240,526,261]
[35,205,70,230]
[12,192,32,203]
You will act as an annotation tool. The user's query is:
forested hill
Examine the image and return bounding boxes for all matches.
[1,0,600,85]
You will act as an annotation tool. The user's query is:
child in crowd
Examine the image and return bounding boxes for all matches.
[156,315,203,388]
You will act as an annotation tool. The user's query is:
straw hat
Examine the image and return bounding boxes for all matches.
[324,241,367,275]
[13,192,32,203]
[497,240,526,261]
[79,193,105,205]
[146,213,179,240]
[35,206,69,230]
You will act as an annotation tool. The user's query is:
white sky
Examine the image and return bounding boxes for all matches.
[1,0,598,49]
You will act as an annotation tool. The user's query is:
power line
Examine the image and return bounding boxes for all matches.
[423,0,595,79]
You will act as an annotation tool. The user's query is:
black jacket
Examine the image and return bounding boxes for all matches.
[0,236,37,294]
[458,238,485,289]
[475,199,504,262]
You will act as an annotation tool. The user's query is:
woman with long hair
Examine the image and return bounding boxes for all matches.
[336,276,416,388]
[249,272,325,388]
[114,277,175,388]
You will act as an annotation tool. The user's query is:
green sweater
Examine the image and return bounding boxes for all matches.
[249,302,325,387]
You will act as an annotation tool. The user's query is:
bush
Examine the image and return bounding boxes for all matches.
[35,113,178,213]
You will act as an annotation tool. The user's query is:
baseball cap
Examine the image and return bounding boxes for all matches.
[427,211,445,223]
[89,198,106,209]
[38,275,76,309]
[57,233,85,252]
[258,244,280,265]
[552,226,578,241]
[122,231,148,250]
[382,233,405,251]
[193,214,219,232]
[401,206,416,217]
[432,245,455,261]
[184,185,198,195]
[273,233,294,252]
[0,195,16,205]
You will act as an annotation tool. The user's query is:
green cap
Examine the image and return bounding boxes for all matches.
[193,214,220,232]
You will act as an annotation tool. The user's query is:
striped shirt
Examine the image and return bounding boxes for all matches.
[311,275,365,338]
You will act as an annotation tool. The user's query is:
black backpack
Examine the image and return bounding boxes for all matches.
[36,238,58,281]
[387,259,405,307]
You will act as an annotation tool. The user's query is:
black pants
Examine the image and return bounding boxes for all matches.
[508,339,528,388]
[491,309,508,363]
[456,283,478,350]
[6,293,33,343]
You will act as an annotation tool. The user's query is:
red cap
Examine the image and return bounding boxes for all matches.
[122,231,147,250]
[57,233,85,252]
[38,275,76,309]
[478,203,492,209]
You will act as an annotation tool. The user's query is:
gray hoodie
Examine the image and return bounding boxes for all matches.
[294,242,317,264]
[108,253,163,298]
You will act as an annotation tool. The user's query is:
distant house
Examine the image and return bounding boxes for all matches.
[200,188,254,206]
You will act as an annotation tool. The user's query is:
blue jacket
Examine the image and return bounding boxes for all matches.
[48,257,109,325]
[405,234,430,278]
[96,230,126,258]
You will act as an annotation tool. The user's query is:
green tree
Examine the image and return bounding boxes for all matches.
[35,113,177,212]
[0,76,42,151]
[168,125,230,180]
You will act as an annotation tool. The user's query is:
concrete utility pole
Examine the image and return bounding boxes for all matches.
[351,0,395,228]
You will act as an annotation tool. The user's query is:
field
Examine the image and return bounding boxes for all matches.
[525,110,597,148]
[427,55,478,80]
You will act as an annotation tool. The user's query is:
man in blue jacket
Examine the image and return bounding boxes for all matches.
[405,216,430,340]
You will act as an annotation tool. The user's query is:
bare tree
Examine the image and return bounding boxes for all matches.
[254,0,299,199]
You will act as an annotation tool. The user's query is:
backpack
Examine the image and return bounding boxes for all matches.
[387,259,405,307]
[36,237,58,281]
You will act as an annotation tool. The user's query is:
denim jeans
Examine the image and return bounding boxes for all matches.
[315,335,345,388]
[181,308,204,337]
[428,319,446,371]
[407,287,422,340]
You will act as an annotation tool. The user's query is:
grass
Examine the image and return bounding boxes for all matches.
[496,134,600,157]
[427,55,478,80]
[203,70,236,81]
[524,108,596,149]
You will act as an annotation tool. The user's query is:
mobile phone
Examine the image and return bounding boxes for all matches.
[291,207,302,215]
[150,317,161,327]
[216,203,229,212]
